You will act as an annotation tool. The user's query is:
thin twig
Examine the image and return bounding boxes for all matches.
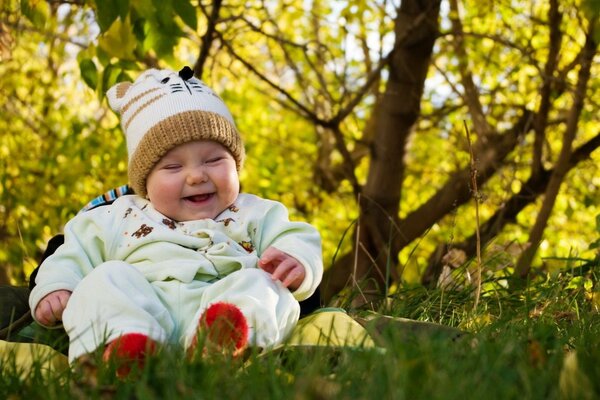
[353,193,368,306]
[464,121,482,310]
[195,0,224,79]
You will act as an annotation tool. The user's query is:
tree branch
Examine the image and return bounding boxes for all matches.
[515,22,597,278]
[531,0,562,180]
[423,130,600,286]
[448,0,493,137]
[398,110,533,250]
[195,0,223,79]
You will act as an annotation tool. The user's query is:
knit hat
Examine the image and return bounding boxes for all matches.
[106,66,244,197]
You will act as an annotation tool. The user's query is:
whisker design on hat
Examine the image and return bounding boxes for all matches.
[171,83,189,94]
[107,67,245,197]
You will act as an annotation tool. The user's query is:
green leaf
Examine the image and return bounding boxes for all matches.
[581,0,600,42]
[20,0,49,29]
[582,0,600,18]
[114,59,139,71]
[93,0,121,32]
[131,0,155,20]
[118,0,131,21]
[172,0,197,30]
[115,70,133,84]
[130,12,147,42]
[79,59,98,90]
[100,64,123,98]
[98,16,137,60]
[144,26,180,59]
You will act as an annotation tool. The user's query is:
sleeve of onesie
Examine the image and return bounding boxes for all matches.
[250,198,323,302]
[28,205,115,323]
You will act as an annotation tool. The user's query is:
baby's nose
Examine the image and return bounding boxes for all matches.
[186,167,208,185]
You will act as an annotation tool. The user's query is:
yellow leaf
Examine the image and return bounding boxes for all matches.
[285,311,375,348]
[0,341,68,380]
[98,16,136,61]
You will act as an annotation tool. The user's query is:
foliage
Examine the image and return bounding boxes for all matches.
[0,1,128,283]
[0,0,598,299]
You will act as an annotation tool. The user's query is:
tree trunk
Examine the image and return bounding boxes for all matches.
[0,266,9,285]
[322,0,441,304]
[322,109,531,302]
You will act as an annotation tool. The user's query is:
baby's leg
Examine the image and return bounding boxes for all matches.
[183,268,300,350]
[62,261,172,363]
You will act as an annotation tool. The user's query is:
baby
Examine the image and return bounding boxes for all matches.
[29,67,323,370]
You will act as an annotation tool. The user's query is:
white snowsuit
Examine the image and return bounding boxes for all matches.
[29,194,323,362]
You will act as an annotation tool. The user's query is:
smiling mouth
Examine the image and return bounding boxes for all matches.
[184,193,214,203]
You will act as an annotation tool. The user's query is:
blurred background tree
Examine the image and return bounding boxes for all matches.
[1,0,598,305]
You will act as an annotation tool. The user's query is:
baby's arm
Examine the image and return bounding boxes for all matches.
[34,290,72,326]
[30,200,117,325]
[258,247,306,290]
[243,194,323,300]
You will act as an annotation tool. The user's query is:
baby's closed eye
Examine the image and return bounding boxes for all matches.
[205,156,224,164]
[162,163,182,170]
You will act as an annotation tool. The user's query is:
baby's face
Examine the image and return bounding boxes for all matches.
[146,140,240,221]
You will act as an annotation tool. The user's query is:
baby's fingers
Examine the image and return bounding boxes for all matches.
[56,291,71,313]
[270,258,297,283]
[281,266,305,289]
[35,300,56,326]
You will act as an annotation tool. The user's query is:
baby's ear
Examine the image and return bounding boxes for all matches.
[106,82,132,113]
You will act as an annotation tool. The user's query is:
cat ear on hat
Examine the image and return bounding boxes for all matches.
[106,82,132,114]
[178,66,194,80]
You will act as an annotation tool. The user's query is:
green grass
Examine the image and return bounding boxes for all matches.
[1,268,599,399]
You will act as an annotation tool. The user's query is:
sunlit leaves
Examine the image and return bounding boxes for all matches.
[79,58,98,89]
[405,0,599,279]
[2,0,599,288]
[172,0,197,31]
[581,0,599,30]
[93,0,129,31]
[86,0,193,69]
[98,15,137,60]
[589,214,600,250]
[0,5,127,283]
[20,0,49,29]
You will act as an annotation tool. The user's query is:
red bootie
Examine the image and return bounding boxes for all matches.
[189,302,249,358]
[103,333,156,378]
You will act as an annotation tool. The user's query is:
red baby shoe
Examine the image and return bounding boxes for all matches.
[189,302,249,358]
[103,333,156,378]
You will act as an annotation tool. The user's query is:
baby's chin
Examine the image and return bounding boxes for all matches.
[176,204,233,222]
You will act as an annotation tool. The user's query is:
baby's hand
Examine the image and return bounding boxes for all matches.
[35,290,72,326]
[258,247,306,291]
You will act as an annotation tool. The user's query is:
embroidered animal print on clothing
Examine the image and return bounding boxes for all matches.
[217,218,235,227]
[132,224,154,238]
[239,241,255,253]
[123,208,133,219]
[163,218,176,230]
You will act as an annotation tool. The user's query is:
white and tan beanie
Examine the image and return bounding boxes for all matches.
[106,66,244,197]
